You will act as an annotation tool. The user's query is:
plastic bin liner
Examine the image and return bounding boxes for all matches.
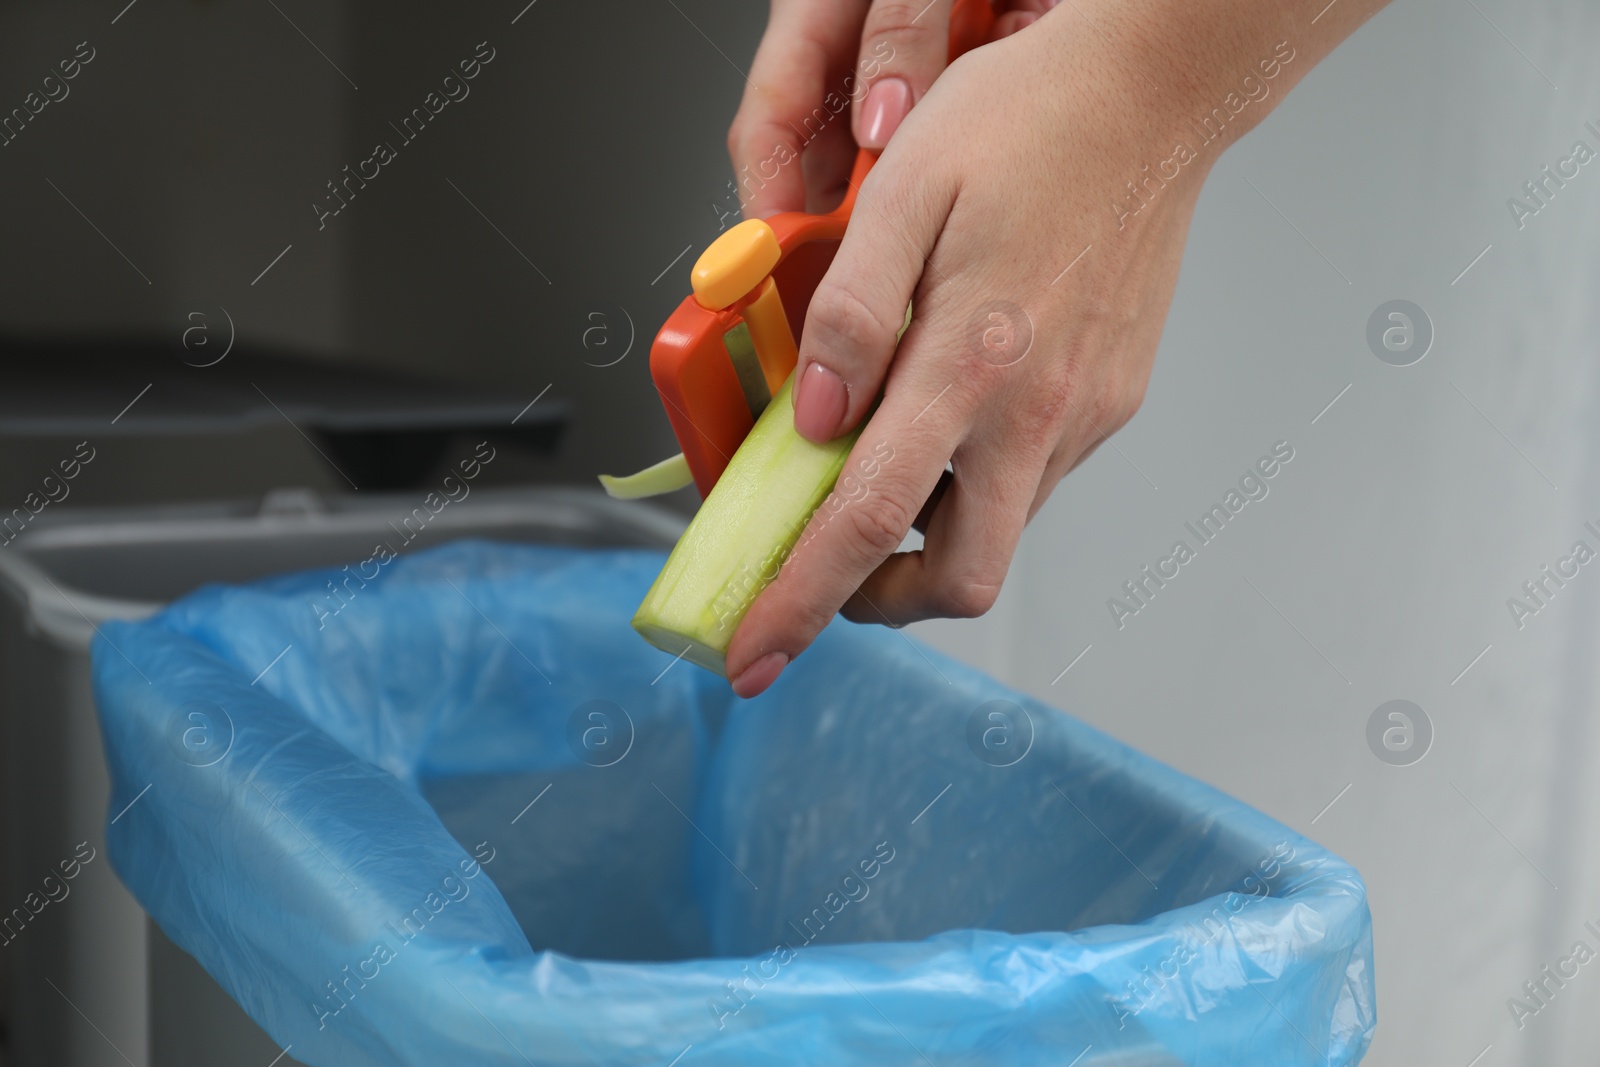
[91,541,1374,1066]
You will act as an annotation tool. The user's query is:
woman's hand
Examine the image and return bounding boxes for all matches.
[727,0,1053,219]
[723,0,1385,697]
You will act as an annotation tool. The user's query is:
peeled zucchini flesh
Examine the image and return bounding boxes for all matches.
[632,375,860,675]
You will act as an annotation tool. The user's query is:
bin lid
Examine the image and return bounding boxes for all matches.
[0,335,564,436]
[0,335,568,488]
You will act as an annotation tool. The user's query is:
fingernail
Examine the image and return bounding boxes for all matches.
[730,651,788,698]
[793,362,848,442]
[859,77,911,151]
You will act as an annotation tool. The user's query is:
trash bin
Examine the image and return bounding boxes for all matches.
[0,487,685,1067]
[90,540,1376,1067]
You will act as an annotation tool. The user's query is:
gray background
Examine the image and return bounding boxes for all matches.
[916,2,1600,1064]
[2,0,1596,1064]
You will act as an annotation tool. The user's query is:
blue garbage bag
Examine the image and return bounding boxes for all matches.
[92,541,1374,1066]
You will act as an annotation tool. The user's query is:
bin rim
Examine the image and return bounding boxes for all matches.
[0,485,688,646]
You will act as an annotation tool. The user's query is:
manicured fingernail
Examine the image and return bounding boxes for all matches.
[793,362,848,442]
[859,77,911,150]
[731,651,788,698]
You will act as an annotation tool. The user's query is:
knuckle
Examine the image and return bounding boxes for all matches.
[807,284,895,358]
[794,598,841,642]
[1089,371,1143,435]
[1079,375,1119,428]
[726,114,775,164]
[1076,284,1118,332]
[934,576,1001,619]
[1027,362,1143,443]
[864,1,941,53]
[750,567,831,649]
[838,599,879,625]
[844,492,914,560]
[1023,373,1075,435]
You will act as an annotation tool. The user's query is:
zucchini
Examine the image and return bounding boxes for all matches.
[598,452,693,500]
[632,374,861,675]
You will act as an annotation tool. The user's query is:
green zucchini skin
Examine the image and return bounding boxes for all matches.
[632,375,861,676]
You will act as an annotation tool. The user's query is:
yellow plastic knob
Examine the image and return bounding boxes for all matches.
[691,219,780,310]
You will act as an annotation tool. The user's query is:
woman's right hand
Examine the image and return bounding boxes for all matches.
[727,0,1053,220]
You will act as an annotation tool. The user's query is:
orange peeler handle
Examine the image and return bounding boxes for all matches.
[651,0,997,498]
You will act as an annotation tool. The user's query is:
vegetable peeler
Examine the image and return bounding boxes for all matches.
[601,0,996,501]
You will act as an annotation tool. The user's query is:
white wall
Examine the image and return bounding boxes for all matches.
[913,1,1600,1062]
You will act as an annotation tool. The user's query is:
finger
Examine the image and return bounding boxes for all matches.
[850,0,953,151]
[729,1,866,219]
[790,161,956,443]
[726,370,969,696]
[845,439,1038,624]
[800,95,861,213]
[1028,440,1085,520]
[1025,364,1149,521]
[913,467,953,533]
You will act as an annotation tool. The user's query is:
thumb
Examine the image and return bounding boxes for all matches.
[851,0,954,151]
[729,0,866,219]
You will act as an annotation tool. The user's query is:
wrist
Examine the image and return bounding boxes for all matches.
[1032,0,1382,157]
[1038,4,1294,152]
